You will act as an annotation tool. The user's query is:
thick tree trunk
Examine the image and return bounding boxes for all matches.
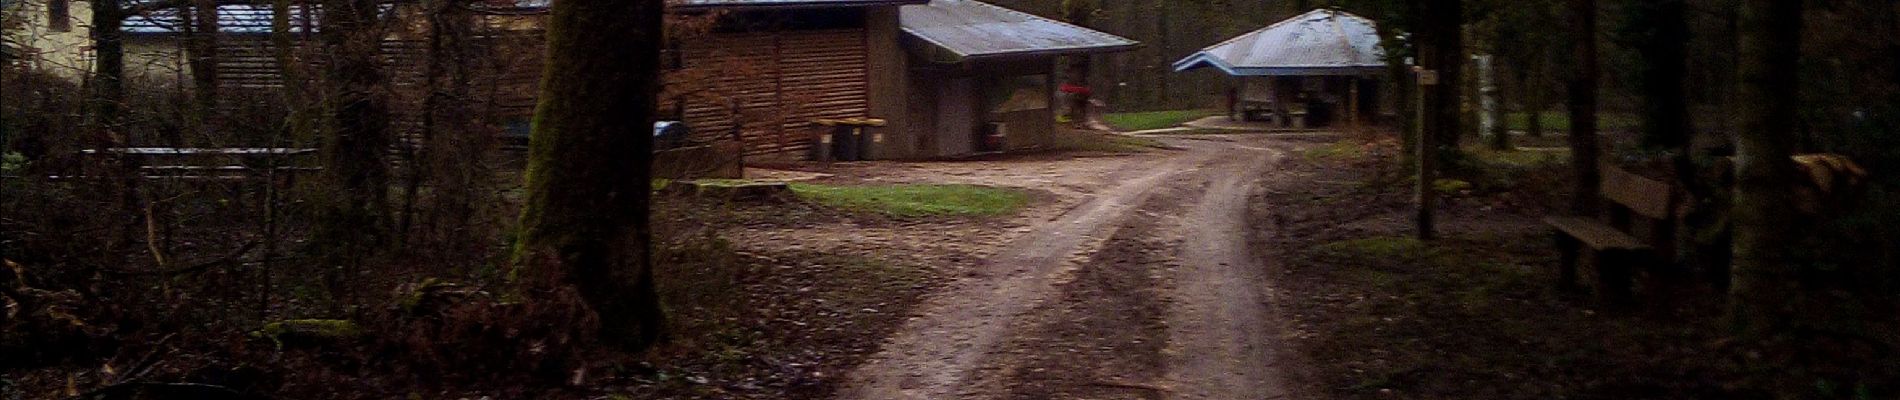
[1484,55,1510,151]
[513,0,667,351]
[314,0,392,302]
[1565,0,1601,215]
[1728,0,1804,338]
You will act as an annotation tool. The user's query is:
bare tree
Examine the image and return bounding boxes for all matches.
[512,0,667,350]
[313,0,393,303]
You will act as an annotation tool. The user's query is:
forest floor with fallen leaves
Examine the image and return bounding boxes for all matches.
[1259,135,1899,400]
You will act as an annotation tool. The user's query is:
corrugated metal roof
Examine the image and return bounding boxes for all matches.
[1172,9,1385,76]
[900,0,1136,62]
[674,0,926,10]
[900,0,1132,61]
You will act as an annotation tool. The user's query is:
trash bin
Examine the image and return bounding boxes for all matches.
[856,127,879,160]
[831,126,859,161]
[810,118,888,161]
[810,130,833,161]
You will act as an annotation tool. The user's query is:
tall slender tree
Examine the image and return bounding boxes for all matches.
[187,0,221,138]
[1564,0,1600,215]
[1728,0,1804,338]
[513,0,667,350]
[1418,0,1464,165]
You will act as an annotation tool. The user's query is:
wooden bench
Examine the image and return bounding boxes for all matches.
[1546,162,1680,304]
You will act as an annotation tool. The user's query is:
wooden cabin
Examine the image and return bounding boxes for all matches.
[895,0,1136,157]
[659,0,924,161]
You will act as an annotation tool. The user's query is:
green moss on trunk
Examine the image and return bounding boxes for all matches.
[511,0,668,351]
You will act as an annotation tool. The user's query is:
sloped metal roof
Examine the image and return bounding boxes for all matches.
[900,0,1136,62]
[120,0,916,35]
[675,0,926,10]
[1172,9,1384,76]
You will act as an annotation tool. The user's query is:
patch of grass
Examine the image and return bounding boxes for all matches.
[1052,131,1168,153]
[1141,128,1238,135]
[1468,146,1568,168]
[788,183,1029,217]
[1102,109,1216,131]
[1505,111,1639,132]
[1432,179,1472,195]
[1303,141,1366,162]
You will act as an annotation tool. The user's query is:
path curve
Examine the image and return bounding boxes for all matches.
[838,144,1221,400]
[1163,144,1292,400]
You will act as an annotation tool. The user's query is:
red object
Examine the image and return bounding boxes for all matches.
[1059,83,1091,96]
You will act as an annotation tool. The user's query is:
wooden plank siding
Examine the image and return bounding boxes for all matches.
[195,22,871,161]
[665,28,870,158]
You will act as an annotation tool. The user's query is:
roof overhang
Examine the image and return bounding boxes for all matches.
[672,0,928,11]
[1172,9,1386,77]
[900,0,1138,64]
[907,34,1138,63]
[1173,53,1383,76]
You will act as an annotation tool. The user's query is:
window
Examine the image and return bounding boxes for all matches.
[48,0,71,32]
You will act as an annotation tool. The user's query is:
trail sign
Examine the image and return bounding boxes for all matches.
[1414,67,1440,86]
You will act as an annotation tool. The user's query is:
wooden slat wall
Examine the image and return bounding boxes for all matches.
[668,28,868,157]
[207,36,429,143]
[198,20,868,160]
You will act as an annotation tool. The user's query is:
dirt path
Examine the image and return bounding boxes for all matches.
[1163,144,1292,400]
[838,136,1305,400]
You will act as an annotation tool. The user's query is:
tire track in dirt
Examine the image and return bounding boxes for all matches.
[1162,144,1293,400]
[983,176,1191,400]
[838,144,1224,400]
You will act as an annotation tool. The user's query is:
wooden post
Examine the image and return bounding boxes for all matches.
[1348,78,1361,126]
[1415,67,1437,240]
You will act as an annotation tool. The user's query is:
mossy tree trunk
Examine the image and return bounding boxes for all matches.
[1564,0,1601,215]
[314,0,392,304]
[513,0,667,351]
[1728,0,1804,339]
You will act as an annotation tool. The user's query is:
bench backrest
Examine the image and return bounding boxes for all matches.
[1599,163,1676,220]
